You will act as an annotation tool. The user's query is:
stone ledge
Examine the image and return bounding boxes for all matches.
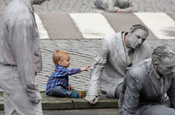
[42,94,118,110]
[42,98,118,110]
[0,93,118,110]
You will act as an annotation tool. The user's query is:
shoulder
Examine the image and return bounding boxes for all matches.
[136,41,151,56]
[7,0,32,23]
[102,32,123,43]
[140,41,150,50]
[127,58,151,80]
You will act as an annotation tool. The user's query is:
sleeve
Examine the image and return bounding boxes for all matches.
[115,0,137,13]
[9,19,41,103]
[167,75,175,108]
[127,0,138,12]
[61,68,81,76]
[105,0,119,12]
[87,38,109,96]
[119,72,142,115]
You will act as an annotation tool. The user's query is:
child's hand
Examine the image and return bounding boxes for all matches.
[68,86,74,90]
[81,65,91,71]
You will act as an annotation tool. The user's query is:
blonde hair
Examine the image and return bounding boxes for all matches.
[52,50,69,64]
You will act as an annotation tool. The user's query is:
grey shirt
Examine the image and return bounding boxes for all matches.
[0,0,42,99]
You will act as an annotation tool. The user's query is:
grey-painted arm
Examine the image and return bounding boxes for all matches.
[86,38,108,104]
[9,19,41,104]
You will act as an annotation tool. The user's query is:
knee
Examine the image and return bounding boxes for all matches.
[142,105,175,115]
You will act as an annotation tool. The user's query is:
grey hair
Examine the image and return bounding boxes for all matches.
[130,24,149,36]
[152,45,175,65]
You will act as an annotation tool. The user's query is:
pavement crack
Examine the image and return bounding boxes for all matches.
[72,100,75,109]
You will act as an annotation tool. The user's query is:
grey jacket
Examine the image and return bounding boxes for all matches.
[87,32,151,98]
[119,58,175,115]
[0,0,42,99]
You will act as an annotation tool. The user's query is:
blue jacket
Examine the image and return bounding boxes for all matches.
[46,64,81,94]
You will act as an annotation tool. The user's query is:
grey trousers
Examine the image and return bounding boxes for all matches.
[142,104,175,115]
[134,101,175,115]
[0,64,43,115]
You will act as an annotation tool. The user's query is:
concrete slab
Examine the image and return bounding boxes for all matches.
[73,98,118,109]
[38,13,83,39]
[69,13,115,39]
[0,93,118,110]
[35,13,50,39]
[103,13,157,40]
[135,13,175,39]
[166,13,175,37]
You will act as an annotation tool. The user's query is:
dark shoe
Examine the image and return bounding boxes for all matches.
[79,92,86,98]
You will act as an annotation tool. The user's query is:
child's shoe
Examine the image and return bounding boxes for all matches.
[79,92,86,98]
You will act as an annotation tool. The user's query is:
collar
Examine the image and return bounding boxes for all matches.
[23,0,34,14]
[153,66,161,79]
[152,63,166,79]
[122,32,133,54]
[55,64,66,69]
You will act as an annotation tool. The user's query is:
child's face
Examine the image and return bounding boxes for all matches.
[59,54,70,68]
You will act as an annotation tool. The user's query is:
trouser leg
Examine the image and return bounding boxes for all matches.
[48,86,79,98]
[115,83,123,99]
[0,65,43,115]
[142,104,175,115]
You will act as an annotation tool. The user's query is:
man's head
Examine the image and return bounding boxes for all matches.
[117,0,130,8]
[31,0,48,5]
[126,24,149,49]
[152,45,175,76]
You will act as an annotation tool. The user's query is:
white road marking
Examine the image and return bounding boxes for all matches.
[35,13,50,39]
[69,13,115,39]
[135,13,175,39]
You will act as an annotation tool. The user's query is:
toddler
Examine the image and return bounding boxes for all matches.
[46,50,90,98]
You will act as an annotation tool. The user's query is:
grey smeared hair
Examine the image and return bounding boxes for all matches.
[152,44,175,65]
[130,24,149,37]
[117,0,130,8]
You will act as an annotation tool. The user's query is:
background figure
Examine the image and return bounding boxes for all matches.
[0,0,48,114]
[94,0,137,13]
[46,50,90,98]
[119,45,175,115]
[86,24,151,104]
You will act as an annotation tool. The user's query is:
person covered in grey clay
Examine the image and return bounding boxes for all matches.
[86,24,151,104]
[94,0,137,13]
[119,45,175,115]
[0,0,49,114]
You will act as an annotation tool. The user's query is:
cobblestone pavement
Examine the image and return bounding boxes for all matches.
[0,0,175,14]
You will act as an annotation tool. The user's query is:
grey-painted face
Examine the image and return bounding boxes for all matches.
[157,56,175,76]
[128,29,147,49]
[32,0,47,5]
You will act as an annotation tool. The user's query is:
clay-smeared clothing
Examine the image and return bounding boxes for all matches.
[94,0,137,12]
[0,0,42,114]
[119,59,175,115]
[87,32,150,98]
